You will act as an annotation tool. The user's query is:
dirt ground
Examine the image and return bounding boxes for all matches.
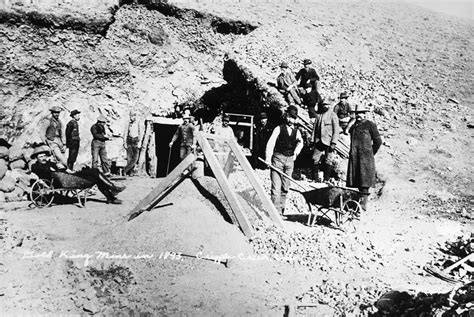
[0,0,473,315]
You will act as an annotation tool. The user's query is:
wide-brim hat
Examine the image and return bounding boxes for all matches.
[259,112,268,119]
[286,105,298,118]
[353,104,369,113]
[70,109,81,117]
[340,92,349,99]
[97,115,107,122]
[50,106,62,113]
[280,61,289,68]
[303,59,312,65]
[31,145,51,159]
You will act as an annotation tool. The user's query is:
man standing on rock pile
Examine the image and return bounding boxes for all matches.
[265,106,303,217]
[312,99,340,182]
[39,106,69,168]
[65,110,81,171]
[345,104,382,210]
[90,115,111,176]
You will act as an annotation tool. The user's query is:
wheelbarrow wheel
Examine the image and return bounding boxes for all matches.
[30,179,55,208]
[338,199,362,232]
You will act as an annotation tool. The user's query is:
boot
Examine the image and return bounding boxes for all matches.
[106,196,123,205]
[98,173,126,195]
[312,165,321,182]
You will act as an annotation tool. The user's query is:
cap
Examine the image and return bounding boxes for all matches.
[259,112,268,119]
[280,62,288,68]
[303,59,312,65]
[50,106,62,113]
[97,115,107,122]
[70,109,81,117]
[31,145,51,159]
[286,105,298,118]
[340,92,349,99]
[353,104,369,113]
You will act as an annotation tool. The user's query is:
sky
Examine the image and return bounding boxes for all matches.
[406,0,474,20]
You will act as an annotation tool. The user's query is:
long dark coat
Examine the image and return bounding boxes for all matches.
[346,119,382,188]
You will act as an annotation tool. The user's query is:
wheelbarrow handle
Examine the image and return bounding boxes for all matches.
[258,157,308,191]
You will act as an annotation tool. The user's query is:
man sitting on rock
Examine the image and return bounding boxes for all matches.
[276,62,301,106]
[333,92,352,130]
[30,144,126,204]
[295,59,320,94]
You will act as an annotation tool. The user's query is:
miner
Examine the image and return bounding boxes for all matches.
[90,115,111,175]
[169,113,196,161]
[333,92,352,130]
[65,109,81,171]
[40,106,68,168]
[276,62,301,106]
[123,112,142,176]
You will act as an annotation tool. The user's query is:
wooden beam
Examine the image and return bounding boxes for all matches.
[223,151,235,178]
[127,153,196,221]
[196,133,254,238]
[227,137,285,228]
[137,121,152,173]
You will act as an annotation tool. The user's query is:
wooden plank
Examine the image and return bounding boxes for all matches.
[223,151,235,178]
[228,137,285,228]
[197,133,254,237]
[127,153,196,221]
[137,121,152,173]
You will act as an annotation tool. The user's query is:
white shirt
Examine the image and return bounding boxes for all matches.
[265,124,303,160]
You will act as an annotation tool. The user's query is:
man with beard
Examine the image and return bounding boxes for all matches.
[345,104,382,210]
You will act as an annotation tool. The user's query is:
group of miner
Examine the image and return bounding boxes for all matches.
[269,58,382,215]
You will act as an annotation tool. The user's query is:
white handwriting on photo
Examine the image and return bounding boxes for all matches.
[21,250,271,266]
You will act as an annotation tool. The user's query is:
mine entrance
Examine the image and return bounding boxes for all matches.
[154,121,180,177]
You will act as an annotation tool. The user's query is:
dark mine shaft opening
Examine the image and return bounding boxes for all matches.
[154,123,180,177]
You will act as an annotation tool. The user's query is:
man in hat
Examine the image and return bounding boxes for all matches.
[276,62,301,106]
[265,105,303,216]
[169,113,196,161]
[65,110,81,171]
[213,113,235,139]
[31,145,125,204]
[40,106,68,168]
[333,92,352,130]
[302,85,322,121]
[123,112,142,176]
[346,104,382,210]
[295,59,320,93]
[211,113,236,166]
[254,112,273,169]
[90,115,111,175]
[311,99,340,182]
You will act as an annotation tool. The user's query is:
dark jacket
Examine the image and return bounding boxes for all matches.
[346,119,382,188]
[66,119,80,147]
[172,123,195,147]
[90,123,108,142]
[31,160,62,180]
[295,67,320,89]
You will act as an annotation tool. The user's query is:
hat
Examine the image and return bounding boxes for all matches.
[222,114,230,122]
[70,109,81,117]
[340,92,349,99]
[49,106,62,113]
[280,61,288,68]
[182,114,191,119]
[0,146,9,159]
[303,59,312,65]
[286,105,298,118]
[353,104,369,113]
[31,145,51,159]
[259,112,268,119]
[97,115,107,122]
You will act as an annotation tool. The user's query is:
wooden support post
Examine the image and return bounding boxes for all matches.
[196,133,254,238]
[147,130,157,177]
[227,137,285,228]
[127,153,196,221]
[137,121,152,173]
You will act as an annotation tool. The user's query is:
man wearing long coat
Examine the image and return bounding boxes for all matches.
[346,104,382,210]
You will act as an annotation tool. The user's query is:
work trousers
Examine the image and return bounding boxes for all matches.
[179,145,193,160]
[47,139,68,167]
[124,137,139,175]
[270,153,294,214]
[67,141,80,171]
[91,140,110,174]
[312,141,330,181]
[285,88,302,105]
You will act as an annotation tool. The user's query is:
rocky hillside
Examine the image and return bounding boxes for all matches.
[1,0,473,206]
